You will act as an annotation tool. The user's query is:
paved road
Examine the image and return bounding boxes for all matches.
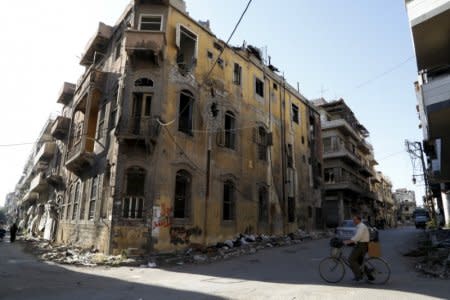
[1,227,448,299]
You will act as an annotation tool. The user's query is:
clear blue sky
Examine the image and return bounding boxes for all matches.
[0,0,423,206]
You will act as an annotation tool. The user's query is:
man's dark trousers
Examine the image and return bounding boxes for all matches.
[349,242,368,279]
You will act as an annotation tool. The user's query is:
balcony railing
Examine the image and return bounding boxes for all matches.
[80,22,113,66]
[323,143,361,164]
[120,117,161,142]
[29,172,48,193]
[324,174,370,193]
[422,71,450,109]
[33,142,56,166]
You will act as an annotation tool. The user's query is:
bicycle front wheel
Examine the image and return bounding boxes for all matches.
[319,257,345,283]
[365,257,391,284]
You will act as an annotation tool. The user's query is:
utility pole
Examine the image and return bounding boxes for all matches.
[405,140,437,226]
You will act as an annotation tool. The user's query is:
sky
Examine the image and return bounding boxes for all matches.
[0,0,424,207]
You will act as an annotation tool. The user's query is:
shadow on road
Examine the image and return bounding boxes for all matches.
[161,227,449,299]
[0,240,223,300]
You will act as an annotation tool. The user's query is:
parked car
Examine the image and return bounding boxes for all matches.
[335,219,379,241]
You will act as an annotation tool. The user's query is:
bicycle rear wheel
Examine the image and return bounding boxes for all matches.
[319,257,345,283]
[365,257,391,284]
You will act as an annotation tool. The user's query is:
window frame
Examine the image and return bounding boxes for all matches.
[122,167,146,219]
[224,111,236,150]
[255,77,264,98]
[173,170,192,220]
[258,185,269,223]
[233,63,242,86]
[292,104,299,124]
[88,176,99,220]
[222,180,236,221]
[138,14,164,31]
[178,90,195,136]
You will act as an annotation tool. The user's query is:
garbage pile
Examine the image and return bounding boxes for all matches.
[20,237,139,267]
[414,229,450,279]
[147,229,334,268]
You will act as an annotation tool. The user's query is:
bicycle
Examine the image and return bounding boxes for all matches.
[319,238,391,284]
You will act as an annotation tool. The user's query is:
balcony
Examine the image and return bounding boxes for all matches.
[321,119,360,140]
[324,174,370,195]
[51,116,71,140]
[118,117,161,146]
[29,172,48,193]
[57,82,76,105]
[46,168,64,190]
[33,142,56,167]
[65,137,95,176]
[323,143,361,166]
[80,22,113,66]
[21,191,39,205]
[125,30,166,61]
[74,67,106,107]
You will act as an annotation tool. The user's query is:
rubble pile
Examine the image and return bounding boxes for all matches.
[148,229,334,268]
[413,229,450,279]
[20,229,333,268]
[20,237,139,267]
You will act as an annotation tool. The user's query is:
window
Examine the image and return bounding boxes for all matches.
[178,90,194,135]
[207,51,213,59]
[131,93,152,134]
[88,176,99,220]
[115,40,122,60]
[72,182,81,221]
[273,83,278,90]
[258,186,268,223]
[256,127,268,161]
[292,104,299,124]
[255,78,264,97]
[176,25,198,73]
[301,136,305,145]
[97,105,106,141]
[65,186,73,220]
[223,181,235,221]
[224,112,236,149]
[174,170,191,219]
[288,197,295,223]
[123,167,145,219]
[134,78,154,87]
[109,83,119,130]
[139,15,163,31]
[217,58,224,68]
[233,63,242,85]
[287,144,293,168]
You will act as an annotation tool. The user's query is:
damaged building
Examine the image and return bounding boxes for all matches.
[314,98,378,227]
[10,0,323,255]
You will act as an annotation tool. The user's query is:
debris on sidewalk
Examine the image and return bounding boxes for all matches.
[410,229,450,279]
[19,229,333,268]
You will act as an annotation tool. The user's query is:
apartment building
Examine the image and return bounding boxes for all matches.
[314,98,378,227]
[393,188,417,224]
[8,0,323,255]
[405,0,450,226]
[372,172,396,228]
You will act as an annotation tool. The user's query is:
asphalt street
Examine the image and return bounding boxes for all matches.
[0,227,448,300]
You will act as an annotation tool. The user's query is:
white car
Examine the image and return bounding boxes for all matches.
[335,220,379,241]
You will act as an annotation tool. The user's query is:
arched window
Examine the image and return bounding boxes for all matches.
[223,180,235,221]
[224,111,236,149]
[123,167,145,219]
[178,90,194,135]
[258,186,268,223]
[134,78,154,87]
[174,170,191,219]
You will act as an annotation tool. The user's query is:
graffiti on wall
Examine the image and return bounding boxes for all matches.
[170,226,202,245]
[151,204,173,237]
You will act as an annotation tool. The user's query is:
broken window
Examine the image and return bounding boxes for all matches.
[88,176,98,220]
[255,77,264,97]
[258,186,268,223]
[292,104,299,124]
[288,197,295,223]
[178,90,194,135]
[139,15,163,31]
[224,111,236,150]
[176,25,198,73]
[233,63,242,85]
[123,167,145,219]
[174,170,191,219]
[223,180,235,221]
[207,51,213,59]
[287,144,293,168]
[65,185,73,220]
[72,182,81,221]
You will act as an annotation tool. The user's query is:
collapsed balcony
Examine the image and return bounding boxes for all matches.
[80,22,113,66]
[56,82,76,106]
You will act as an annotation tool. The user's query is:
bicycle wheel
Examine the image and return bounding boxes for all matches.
[365,257,391,284]
[319,257,346,283]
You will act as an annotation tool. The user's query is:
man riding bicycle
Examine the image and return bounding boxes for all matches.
[344,215,374,281]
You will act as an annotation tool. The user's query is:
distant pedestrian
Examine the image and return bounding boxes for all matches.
[10,223,18,243]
